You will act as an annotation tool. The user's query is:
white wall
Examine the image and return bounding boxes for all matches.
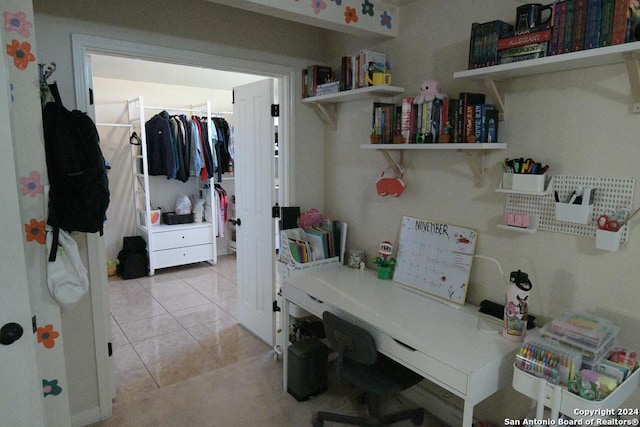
[323,0,640,420]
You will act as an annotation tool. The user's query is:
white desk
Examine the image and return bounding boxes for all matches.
[282,265,520,427]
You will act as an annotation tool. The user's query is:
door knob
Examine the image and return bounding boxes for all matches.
[230,218,241,226]
[0,322,24,345]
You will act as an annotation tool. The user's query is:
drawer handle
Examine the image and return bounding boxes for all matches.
[308,295,324,304]
[393,338,417,352]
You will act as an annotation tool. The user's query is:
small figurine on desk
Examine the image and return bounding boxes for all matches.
[374,241,396,280]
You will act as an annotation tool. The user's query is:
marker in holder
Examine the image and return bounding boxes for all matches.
[515,335,583,386]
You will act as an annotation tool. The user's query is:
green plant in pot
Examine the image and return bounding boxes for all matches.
[374,256,396,280]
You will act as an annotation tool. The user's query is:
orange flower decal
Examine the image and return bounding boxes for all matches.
[344,6,358,23]
[37,324,60,349]
[6,39,35,70]
[25,218,46,244]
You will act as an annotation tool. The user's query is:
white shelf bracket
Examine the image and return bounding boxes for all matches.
[624,52,640,113]
[462,150,485,187]
[379,150,403,178]
[309,103,337,129]
[481,76,506,120]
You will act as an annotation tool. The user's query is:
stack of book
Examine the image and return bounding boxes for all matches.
[340,49,386,91]
[498,25,551,64]
[302,65,333,98]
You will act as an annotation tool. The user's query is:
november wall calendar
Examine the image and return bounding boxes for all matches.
[393,216,478,305]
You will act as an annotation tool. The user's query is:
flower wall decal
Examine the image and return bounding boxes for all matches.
[25,218,46,244]
[311,0,327,14]
[380,10,392,28]
[42,379,63,397]
[6,39,36,70]
[3,11,32,38]
[37,324,60,349]
[344,6,358,23]
[20,171,44,197]
[362,0,374,16]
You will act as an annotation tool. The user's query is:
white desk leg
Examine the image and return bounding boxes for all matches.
[462,402,474,427]
[282,296,290,391]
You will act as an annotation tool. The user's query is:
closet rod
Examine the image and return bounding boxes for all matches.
[96,123,133,128]
[143,105,208,114]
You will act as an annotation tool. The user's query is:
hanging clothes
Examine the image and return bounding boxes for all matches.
[145,111,177,179]
[214,184,228,238]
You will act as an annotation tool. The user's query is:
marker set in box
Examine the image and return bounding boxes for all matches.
[516,335,583,385]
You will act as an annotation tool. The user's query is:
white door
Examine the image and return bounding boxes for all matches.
[234,79,276,345]
[0,33,46,426]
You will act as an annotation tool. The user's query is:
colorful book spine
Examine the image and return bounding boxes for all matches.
[584,0,603,49]
[497,29,552,50]
[563,0,575,52]
[611,0,631,44]
[550,0,568,55]
[599,0,616,46]
[571,0,588,51]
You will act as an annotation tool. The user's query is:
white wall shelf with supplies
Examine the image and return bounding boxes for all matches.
[453,41,640,116]
[302,85,404,128]
[361,143,507,187]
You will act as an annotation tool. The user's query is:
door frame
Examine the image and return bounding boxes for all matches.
[71,33,294,415]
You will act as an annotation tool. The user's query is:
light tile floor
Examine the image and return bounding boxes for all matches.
[93,255,443,427]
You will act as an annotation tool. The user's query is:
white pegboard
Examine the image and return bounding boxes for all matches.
[503,176,636,241]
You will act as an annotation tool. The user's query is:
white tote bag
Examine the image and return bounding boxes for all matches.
[46,227,89,309]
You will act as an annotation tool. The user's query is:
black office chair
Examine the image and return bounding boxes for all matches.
[312,311,425,427]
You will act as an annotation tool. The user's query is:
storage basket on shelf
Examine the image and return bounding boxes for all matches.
[279,228,341,276]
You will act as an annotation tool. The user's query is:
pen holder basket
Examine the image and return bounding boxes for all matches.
[595,228,622,252]
[502,173,547,192]
[555,203,593,224]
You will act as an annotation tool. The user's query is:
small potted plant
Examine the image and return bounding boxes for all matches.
[374,241,396,280]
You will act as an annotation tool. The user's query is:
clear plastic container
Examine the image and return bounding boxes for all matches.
[541,311,619,364]
[515,335,583,385]
[546,311,617,348]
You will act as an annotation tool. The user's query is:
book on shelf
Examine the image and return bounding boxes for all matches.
[372,102,397,144]
[571,0,588,51]
[629,0,640,42]
[340,50,386,90]
[359,50,386,88]
[599,0,616,46]
[302,65,332,98]
[550,0,568,55]
[484,108,499,143]
[584,0,603,49]
[497,27,552,50]
[499,42,548,64]
[473,104,496,143]
[612,0,631,44]
[468,20,514,69]
[400,97,414,142]
[315,81,340,96]
[563,0,576,53]
[458,92,485,143]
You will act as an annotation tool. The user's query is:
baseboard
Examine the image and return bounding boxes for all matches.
[71,406,102,427]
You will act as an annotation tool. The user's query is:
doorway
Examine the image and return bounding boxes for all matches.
[72,34,294,412]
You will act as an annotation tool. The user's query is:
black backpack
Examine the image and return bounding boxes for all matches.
[117,236,148,279]
[42,83,110,246]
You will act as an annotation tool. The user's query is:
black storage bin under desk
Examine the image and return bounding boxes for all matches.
[287,338,329,401]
